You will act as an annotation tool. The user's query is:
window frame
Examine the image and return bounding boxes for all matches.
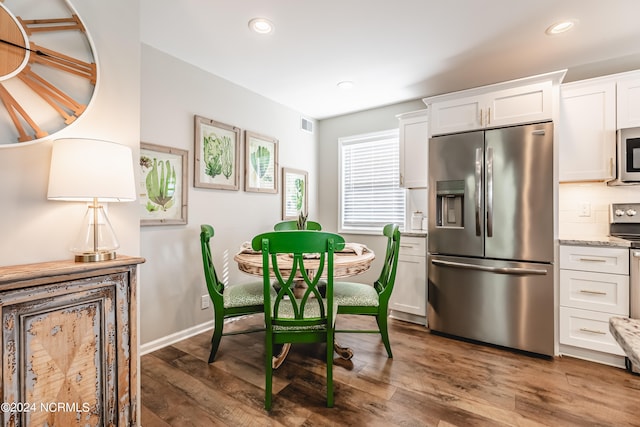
[338,128,405,235]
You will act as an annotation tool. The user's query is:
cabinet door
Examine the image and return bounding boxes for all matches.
[398,111,428,188]
[430,81,554,135]
[429,94,483,136]
[487,81,553,128]
[617,74,640,128]
[390,237,426,317]
[559,80,616,182]
[1,273,132,427]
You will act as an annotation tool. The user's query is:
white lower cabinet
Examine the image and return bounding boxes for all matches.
[559,245,629,366]
[389,234,427,325]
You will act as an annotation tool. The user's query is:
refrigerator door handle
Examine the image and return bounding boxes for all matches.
[431,259,548,276]
[475,148,483,236]
[486,146,493,237]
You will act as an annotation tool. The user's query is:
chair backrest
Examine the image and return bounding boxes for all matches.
[273,220,322,231]
[375,224,401,298]
[251,231,345,330]
[200,224,224,304]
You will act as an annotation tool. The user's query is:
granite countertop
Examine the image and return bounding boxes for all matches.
[558,236,631,248]
[609,317,640,369]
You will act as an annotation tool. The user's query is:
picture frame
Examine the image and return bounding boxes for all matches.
[194,115,241,190]
[139,142,188,226]
[245,131,278,193]
[282,167,308,220]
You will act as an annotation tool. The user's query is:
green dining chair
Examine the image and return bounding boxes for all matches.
[200,224,276,363]
[251,230,345,410]
[334,223,401,358]
[273,220,322,231]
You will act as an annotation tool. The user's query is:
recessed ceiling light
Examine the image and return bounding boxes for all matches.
[337,80,355,90]
[545,19,577,35]
[248,18,274,35]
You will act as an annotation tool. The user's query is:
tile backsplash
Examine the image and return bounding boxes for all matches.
[406,188,428,231]
[559,182,640,238]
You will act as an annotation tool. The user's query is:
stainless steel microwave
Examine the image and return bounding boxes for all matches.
[610,127,640,185]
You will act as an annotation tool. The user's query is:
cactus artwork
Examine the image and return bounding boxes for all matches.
[294,178,305,211]
[250,145,271,179]
[245,133,277,192]
[142,157,176,212]
[203,133,234,180]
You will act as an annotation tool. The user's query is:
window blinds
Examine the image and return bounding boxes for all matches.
[339,129,405,232]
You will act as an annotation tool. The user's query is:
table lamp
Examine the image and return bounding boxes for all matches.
[47,138,136,262]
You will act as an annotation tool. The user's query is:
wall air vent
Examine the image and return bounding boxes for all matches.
[301,117,313,133]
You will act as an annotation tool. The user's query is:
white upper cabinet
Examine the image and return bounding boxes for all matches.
[617,72,640,128]
[397,109,428,188]
[424,71,564,136]
[488,81,553,128]
[427,93,482,135]
[559,78,616,182]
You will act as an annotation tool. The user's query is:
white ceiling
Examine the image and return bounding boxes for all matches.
[140,0,640,120]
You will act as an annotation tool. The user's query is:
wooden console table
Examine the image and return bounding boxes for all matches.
[0,256,145,427]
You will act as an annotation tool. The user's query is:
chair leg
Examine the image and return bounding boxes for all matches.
[376,312,393,359]
[208,311,225,363]
[265,334,273,410]
[326,332,334,408]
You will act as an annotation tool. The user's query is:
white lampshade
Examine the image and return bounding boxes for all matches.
[47,138,136,202]
[47,138,136,262]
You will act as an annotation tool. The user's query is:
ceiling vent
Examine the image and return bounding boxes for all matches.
[301,117,313,133]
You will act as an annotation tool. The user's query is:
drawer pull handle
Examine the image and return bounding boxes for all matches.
[579,327,606,335]
[579,289,607,295]
[578,257,606,262]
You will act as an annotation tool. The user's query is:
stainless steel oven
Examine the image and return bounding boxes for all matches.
[609,203,640,319]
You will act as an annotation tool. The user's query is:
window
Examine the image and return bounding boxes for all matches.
[339,129,405,233]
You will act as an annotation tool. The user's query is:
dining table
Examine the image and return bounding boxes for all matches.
[234,241,376,368]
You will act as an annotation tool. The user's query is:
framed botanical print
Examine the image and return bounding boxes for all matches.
[245,131,278,193]
[282,168,308,220]
[194,115,241,190]
[139,142,188,225]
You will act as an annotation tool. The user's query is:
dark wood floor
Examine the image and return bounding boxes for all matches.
[141,315,640,426]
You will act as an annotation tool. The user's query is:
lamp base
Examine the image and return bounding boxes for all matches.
[74,250,116,263]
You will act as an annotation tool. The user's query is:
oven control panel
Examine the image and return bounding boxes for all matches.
[611,203,640,224]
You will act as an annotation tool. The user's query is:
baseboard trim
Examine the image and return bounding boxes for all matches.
[140,320,214,356]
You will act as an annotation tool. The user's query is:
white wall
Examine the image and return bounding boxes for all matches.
[139,45,319,346]
[317,100,426,283]
[0,1,140,266]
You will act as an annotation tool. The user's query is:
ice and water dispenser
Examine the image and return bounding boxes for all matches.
[435,180,464,228]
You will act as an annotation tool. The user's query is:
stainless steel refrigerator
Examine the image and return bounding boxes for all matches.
[427,121,554,356]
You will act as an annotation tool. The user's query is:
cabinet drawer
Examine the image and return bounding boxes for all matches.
[559,245,629,274]
[560,270,629,315]
[399,237,426,256]
[559,307,625,356]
